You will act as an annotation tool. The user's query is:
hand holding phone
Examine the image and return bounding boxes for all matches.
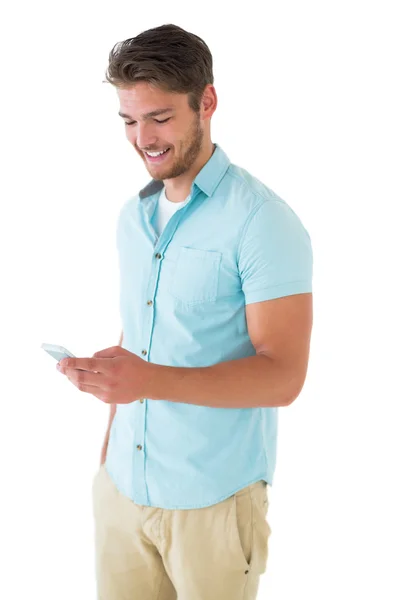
[41,343,76,362]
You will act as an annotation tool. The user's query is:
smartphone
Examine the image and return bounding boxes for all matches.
[41,343,76,362]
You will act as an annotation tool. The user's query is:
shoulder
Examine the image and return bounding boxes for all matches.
[223,163,308,236]
[115,194,142,245]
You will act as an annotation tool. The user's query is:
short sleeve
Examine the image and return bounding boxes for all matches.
[238,200,313,304]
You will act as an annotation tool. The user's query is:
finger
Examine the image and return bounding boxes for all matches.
[65,369,108,389]
[93,346,125,358]
[67,381,113,404]
[70,383,109,402]
[61,357,112,374]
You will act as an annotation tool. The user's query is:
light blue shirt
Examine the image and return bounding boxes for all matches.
[105,143,313,509]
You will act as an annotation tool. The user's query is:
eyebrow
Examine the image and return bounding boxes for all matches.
[118,108,174,121]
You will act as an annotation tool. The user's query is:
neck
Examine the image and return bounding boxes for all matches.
[164,141,215,202]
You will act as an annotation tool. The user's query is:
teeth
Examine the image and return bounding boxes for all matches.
[147,148,169,157]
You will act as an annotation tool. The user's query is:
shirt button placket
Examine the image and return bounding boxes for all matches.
[138,254,160,420]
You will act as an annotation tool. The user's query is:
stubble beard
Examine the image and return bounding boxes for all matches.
[149,113,204,181]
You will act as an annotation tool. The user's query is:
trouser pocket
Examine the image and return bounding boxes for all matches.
[230,482,271,574]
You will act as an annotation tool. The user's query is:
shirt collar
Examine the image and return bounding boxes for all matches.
[138,143,231,201]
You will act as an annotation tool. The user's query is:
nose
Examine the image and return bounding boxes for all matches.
[135,122,158,150]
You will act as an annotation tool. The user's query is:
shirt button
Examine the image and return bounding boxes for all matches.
[141,350,147,356]
[137,444,142,451]
[139,399,144,403]
[155,253,162,259]
[147,300,153,306]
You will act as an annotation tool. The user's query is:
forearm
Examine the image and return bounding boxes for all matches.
[147,354,296,409]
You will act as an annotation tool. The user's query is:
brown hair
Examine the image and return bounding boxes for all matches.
[104,24,214,113]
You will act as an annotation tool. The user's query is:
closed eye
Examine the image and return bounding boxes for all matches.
[125,117,171,126]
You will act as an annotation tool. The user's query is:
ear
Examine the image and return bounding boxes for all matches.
[201,84,218,119]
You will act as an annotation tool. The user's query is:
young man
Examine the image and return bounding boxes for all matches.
[59,23,313,600]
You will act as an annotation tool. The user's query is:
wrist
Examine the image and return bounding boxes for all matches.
[145,361,167,400]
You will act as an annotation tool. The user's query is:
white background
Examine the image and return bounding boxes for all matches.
[1,1,399,598]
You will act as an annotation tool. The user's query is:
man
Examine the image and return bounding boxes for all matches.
[57,23,313,600]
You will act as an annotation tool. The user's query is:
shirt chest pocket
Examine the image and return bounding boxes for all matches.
[168,247,222,305]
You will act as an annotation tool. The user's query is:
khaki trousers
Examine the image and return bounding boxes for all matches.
[92,464,272,600]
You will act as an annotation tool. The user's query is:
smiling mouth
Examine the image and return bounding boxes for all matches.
[144,148,171,163]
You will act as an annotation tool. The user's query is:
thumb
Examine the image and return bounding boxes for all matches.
[92,345,128,358]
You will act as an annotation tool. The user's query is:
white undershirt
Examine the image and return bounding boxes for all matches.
[154,186,188,237]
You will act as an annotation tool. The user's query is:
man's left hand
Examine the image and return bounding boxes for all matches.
[57,346,153,404]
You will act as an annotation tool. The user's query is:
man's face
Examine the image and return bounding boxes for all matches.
[117,82,204,181]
